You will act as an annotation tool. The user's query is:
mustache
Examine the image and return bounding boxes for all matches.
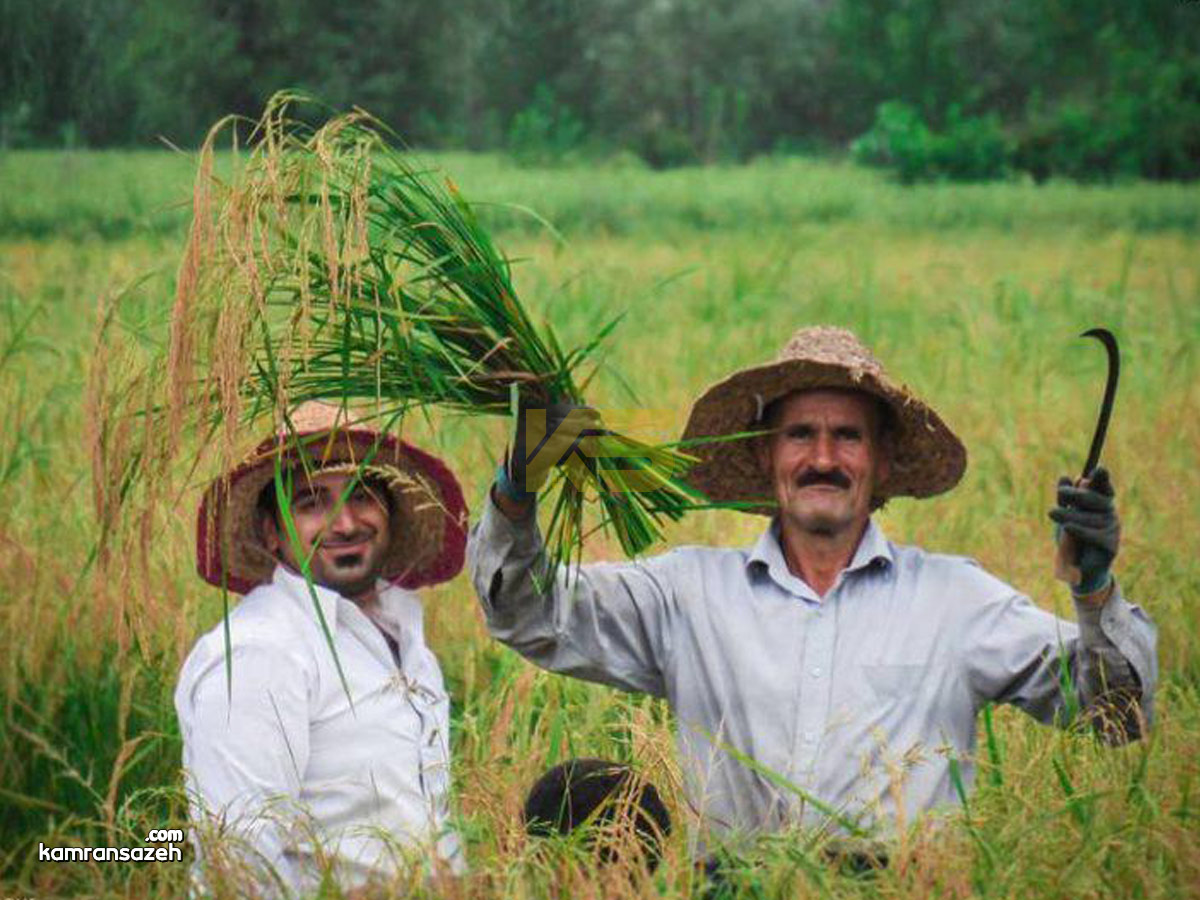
[319,530,375,548]
[796,469,852,489]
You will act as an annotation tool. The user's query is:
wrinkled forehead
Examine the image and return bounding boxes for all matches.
[766,387,887,428]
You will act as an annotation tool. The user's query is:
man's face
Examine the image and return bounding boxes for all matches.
[758,389,890,539]
[261,470,392,601]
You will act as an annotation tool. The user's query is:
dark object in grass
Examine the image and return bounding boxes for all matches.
[523,758,671,870]
[699,839,888,898]
[822,836,889,875]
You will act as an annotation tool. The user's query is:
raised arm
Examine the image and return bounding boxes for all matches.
[966,467,1157,741]
[963,580,1156,742]
[469,488,677,698]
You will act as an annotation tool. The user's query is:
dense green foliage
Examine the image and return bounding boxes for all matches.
[3,0,1198,179]
[852,102,1011,183]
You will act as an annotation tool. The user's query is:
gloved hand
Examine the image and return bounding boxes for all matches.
[1048,466,1121,595]
[497,400,604,502]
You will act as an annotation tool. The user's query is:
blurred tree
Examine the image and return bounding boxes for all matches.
[119,0,247,146]
[2,0,1196,178]
[1,0,136,146]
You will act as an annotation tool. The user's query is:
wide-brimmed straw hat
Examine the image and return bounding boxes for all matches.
[681,326,966,514]
[196,402,468,594]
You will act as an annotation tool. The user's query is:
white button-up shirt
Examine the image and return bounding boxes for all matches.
[469,497,1157,846]
[175,566,461,895]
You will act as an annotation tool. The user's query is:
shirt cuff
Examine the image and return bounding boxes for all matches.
[478,487,543,556]
[469,489,547,620]
[1072,589,1112,646]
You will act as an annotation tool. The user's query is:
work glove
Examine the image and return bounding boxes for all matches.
[1048,466,1120,595]
[496,400,604,502]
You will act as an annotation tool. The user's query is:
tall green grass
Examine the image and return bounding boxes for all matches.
[3,150,1199,242]
[1,150,1197,897]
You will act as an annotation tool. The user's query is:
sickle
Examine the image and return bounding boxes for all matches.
[1080,327,1120,478]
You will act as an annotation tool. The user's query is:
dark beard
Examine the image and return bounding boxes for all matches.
[314,548,384,600]
[331,552,364,570]
[321,569,378,600]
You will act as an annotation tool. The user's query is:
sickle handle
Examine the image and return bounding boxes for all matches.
[1056,327,1119,588]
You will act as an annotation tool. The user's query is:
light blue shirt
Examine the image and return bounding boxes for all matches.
[469,496,1157,845]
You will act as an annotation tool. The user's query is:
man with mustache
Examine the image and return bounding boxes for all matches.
[176,402,468,895]
[469,326,1156,854]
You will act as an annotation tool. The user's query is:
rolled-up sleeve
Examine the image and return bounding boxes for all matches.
[964,579,1156,742]
[467,492,675,697]
[1072,582,1158,739]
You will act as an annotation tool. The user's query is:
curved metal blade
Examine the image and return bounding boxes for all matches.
[1080,327,1120,478]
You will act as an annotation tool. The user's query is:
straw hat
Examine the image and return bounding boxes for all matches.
[196,402,468,594]
[681,326,966,514]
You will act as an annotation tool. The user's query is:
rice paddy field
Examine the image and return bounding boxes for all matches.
[1,148,1198,898]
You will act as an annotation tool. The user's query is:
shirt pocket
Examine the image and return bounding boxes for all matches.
[860,663,927,701]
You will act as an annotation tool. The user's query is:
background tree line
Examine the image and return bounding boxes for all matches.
[2,0,1198,180]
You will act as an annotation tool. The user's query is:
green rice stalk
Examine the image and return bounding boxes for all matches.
[135,92,709,574]
[982,702,1004,787]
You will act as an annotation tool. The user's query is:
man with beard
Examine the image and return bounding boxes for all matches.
[469,326,1156,854]
[176,402,468,895]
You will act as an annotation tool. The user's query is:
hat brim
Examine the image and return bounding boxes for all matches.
[680,358,966,515]
[196,429,467,594]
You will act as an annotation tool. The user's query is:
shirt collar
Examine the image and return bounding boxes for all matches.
[848,519,894,573]
[272,564,344,628]
[371,586,425,649]
[746,518,894,599]
[270,565,422,642]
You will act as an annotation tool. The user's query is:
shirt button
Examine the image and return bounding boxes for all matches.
[810,667,822,678]
[803,731,816,744]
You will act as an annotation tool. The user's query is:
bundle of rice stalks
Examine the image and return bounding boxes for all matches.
[134,92,704,574]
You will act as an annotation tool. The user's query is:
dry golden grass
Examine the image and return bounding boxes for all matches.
[0,148,1197,897]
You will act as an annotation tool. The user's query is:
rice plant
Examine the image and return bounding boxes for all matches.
[118,93,707,579]
[6,131,1199,899]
